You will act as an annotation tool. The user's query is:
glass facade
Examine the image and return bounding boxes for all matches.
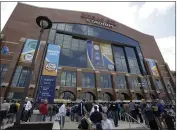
[11,66,30,87]
[142,76,152,90]
[7,92,24,99]
[60,71,76,87]
[100,74,112,88]
[47,23,147,74]
[116,75,127,89]
[155,79,164,92]
[130,77,139,89]
[0,64,8,83]
[113,46,128,73]
[82,73,95,88]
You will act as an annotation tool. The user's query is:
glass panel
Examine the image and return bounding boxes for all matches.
[65,24,73,32]
[100,74,112,88]
[57,23,65,30]
[61,72,66,86]
[55,33,63,46]
[11,66,22,87]
[125,47,140,74]
[17,69,28,87]
[87,26,94,36]
[82,73,95,88]
[113,46,128,73]
[47,29,56,43]
[1,64,8,82]
[71,39,79,51]
[66,72,72,86]
[116,75,126,89]
[71,72,76,87]
[52,23,57,29]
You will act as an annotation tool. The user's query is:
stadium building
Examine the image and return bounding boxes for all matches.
[0,3,176,104]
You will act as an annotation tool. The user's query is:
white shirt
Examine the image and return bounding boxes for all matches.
[102,119,113,129]
[59,104,66,116]
[25,101,32,111]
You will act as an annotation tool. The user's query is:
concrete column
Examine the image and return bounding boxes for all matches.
[125,74,133,100]
[138,76,148,100]
[165,63,176,91]
[76,69,82,100]
[2,38,26,98]
[156,63,172,103]
[55,67,62,99]
[95,71,101,100]
[111,72,118,100]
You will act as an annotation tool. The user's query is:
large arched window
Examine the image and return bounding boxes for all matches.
[81,92,95,101]
[102,93,112,101]
[59,91,75,101]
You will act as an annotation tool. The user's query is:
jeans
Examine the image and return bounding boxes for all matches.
[41,115,46,121]
[23,110,29,122]
[70,112,74,121]
[60,116,65,129]
[112,111,118,126]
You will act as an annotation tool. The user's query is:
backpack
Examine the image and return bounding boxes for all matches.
[152,105,159,112]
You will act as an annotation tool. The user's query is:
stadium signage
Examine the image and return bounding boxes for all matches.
[81,13,116,28]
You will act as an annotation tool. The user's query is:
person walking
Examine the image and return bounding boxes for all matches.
[101,113,113,129]
[129,101,137,122]
[90,106,103,130]
[59,102,66,129]
[108,102,118,127]
[0,100,10,126]
[23,97,32,122]
[7,100,18,123]
[77,100,86,123]
[39,100,48,121]
[144,104,159,130]
[162,110,175,130]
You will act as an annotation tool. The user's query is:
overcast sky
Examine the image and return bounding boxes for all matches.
[1,2,176,71]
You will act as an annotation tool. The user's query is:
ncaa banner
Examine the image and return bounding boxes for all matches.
[42,44,61,76]
[147,59,159,76]
[20,39,40,62]
[100,43,114,71]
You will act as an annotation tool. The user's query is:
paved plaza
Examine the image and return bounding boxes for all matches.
[1,116,147,130]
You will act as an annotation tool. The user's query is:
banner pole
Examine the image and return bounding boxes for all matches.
[15,28,44,124]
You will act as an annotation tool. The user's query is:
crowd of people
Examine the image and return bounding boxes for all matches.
[0,97,176,130]
[54,99,176,130]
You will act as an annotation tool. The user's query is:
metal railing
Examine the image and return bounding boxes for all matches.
[124,112,149,129]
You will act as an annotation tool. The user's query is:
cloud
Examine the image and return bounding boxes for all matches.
[138,2,175,19]
[1,2,17,30]
[155,36,175,71]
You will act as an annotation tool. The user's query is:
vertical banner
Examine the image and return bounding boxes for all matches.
[38,44,61,104]
[100,43,114,71]
[20,39,39,62]
[147,59,159,76]
[87,40,114,71]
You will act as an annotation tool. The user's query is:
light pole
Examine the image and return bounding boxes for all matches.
[15,16,52,124]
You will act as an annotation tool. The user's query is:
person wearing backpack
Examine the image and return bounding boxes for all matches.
[144,104,159,130]
[151,100,163,130]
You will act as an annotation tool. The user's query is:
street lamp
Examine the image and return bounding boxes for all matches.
[15,16,52,124]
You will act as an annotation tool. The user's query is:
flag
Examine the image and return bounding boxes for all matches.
[1,45,9,55]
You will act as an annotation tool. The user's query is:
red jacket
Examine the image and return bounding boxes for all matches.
[39,103,48,115]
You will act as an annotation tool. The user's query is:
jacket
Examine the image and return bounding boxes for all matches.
[40,103,48,115]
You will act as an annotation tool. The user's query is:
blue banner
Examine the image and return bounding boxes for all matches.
[38,44,61,104]
[40,75,56,86]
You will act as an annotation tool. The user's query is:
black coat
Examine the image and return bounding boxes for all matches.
[77,102,85,116]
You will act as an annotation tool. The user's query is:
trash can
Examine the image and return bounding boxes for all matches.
[30,110,41,122]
